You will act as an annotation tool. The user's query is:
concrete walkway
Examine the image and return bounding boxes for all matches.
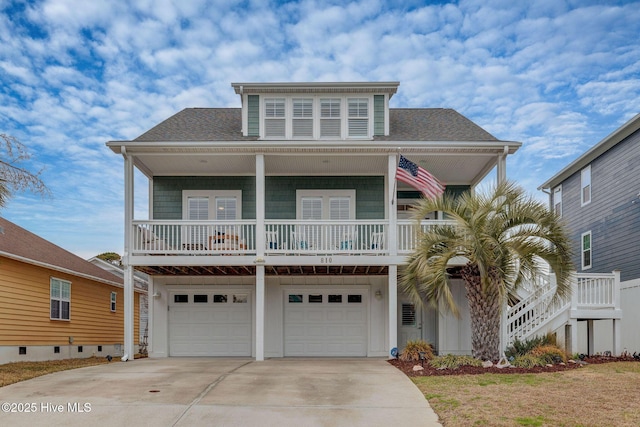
[0,358,441,426]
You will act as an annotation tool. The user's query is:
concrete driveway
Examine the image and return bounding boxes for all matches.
[0,358,441,426]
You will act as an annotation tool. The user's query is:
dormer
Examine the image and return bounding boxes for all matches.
[231,82,399,140]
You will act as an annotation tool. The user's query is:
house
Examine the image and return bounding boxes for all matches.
[107,81,526,361]
[539,113,640,355]
[0,217,142,363]
[88,256,150,348]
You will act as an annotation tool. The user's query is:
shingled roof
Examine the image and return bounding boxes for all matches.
[0,217,123,286]
[133,107,498,142]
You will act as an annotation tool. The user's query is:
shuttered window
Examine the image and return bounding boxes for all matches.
[402,303,416,326]
[320,98,341,137]
[265,98,285,138]
[348,98,369,137]
[301,197,323,220]
[329,197,350,220]
[51,278,71,320]
[187,197,209,220]
[293,98,313,138]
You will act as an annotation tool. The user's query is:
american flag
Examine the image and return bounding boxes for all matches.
[396,155,445,198]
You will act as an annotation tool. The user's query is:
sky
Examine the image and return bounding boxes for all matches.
[1,0,639,259]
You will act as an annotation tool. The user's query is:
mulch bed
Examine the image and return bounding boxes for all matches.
[388,355,640,377]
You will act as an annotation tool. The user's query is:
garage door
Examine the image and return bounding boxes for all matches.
[169,290,251,356]
[284,291,367,356]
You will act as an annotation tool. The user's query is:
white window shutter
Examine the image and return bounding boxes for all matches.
[215,197,237,220]
[188,197,209,220]
[329,197,350,220]
[301,197,322,220]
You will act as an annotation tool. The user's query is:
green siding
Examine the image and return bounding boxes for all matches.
[153,177,256,219]
[265,176,385,219]
[247,95,259,136]
[374,95,384,136]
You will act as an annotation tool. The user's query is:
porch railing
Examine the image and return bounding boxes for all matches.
[131,219,458,256]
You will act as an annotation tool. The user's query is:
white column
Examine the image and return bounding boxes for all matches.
[256,154,265,257]
[570,319,578,356]
[123,149,135,361]
[388,265,398,358]
[255,154,265,361]
[147,277,154,355]
[497,146,508,184]
[587,319,595,356]
[387,154,397,255]
[256,265,265,361]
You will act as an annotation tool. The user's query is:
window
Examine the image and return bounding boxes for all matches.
[213,294,227,303]
[553,186,562,217]
[402,303,416,326]
[328,294,342,303]
[110,291,117,312]
[582,231,592,270]
[348,294,362,303]
[50,278,70,320]
[289,294,303,303]
[348,98,369,137]
[581,166,591,206]
[174,294,188,303]
[182,190,242,249]
[296,190,355,220]
[265,98,285,138]
[293,98,313,138]
[233,294,248,303]
[309,294,323,303]
[320,98,341,137]
[194,294,208,303]
[215,197,237,220]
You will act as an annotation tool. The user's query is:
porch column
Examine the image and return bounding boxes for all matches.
[255,154,265,361]
[122,148,135,361]
[497,146,508,184]
[388,265,398,358]
[256,265,265,361]
[587,320,595,356]
[569,319,578,356]
[613,270,622,356]
[256,154,265,257]
[147,276,154,355]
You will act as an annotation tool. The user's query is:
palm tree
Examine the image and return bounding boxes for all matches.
[400,181,573,361]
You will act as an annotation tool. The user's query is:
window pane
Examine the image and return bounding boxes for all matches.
[321,99,340,117]
[51,280,60,298]
[289,294,303,303]
[61,282,70,300]
[213,294,228,303]
[309,294,322,303]
[233,294,248,303]
[174,295,188,303]
[194,294,208,303]
[329,197,350,220]
[348,99,368,117]
[402,303,416,326]
[61,301,70,320]
[301,197,322,220]
[320,119,341,137]
[348,294,362,303]
[328,294,342,303]
[215,197,237,220]
[293,119,313,137]
[265,119,286,137]
[188,197,209,220]
[348,118,368,136]
[293,98,313,117]
[265,98,285,117]
[51,299,60,319]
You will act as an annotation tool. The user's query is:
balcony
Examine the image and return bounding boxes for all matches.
[131,219,456,258]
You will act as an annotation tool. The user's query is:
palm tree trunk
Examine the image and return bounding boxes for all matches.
[461,264,502,361]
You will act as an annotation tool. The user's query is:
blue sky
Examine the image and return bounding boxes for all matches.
[1,0,639,259]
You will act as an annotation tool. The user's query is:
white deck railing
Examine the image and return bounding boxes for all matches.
[130,219,457,256]
[506,272,620,346]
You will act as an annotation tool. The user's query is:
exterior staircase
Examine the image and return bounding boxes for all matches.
[505,271,622,353]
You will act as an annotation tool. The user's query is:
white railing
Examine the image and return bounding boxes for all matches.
[132,220,256,255]
[264,221,387,254]
[397,219,457,254]
[506,272,620,346]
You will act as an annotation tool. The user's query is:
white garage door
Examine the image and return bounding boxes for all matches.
[169,290,251,356]
[284,291,368,356]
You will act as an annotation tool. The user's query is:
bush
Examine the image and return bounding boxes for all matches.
[512,354,546,368]
[430,354,483,369]
[506,332,558,359]
[399,340,434,362]
[530,345,567,364]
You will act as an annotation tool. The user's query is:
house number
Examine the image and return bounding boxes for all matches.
[320,257,333,263]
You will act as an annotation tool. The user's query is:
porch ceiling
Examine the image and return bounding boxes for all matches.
[135,265,390,276]
[131,151,500,186]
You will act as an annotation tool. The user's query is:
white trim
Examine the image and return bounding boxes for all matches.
[110,291,117,312]
[553,185,562,217]
[50,277,71,321]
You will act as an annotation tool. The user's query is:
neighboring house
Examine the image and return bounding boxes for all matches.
[107,81,526,361]
[0,217,142,363]
[539,113,640,355]
[88,256,150,346]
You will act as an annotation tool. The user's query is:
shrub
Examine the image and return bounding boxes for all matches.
[430,354,483,369]
[505,332,558,359]
[399,340,434,362]
[530,345,567,364]
[512,354,546,368]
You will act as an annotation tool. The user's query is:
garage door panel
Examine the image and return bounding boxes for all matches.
[284,291,367,357]
[169,291,251,357]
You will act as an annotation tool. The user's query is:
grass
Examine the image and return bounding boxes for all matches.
[413,361,640,426]
[0,357,110,387]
